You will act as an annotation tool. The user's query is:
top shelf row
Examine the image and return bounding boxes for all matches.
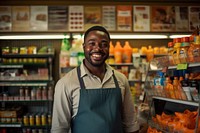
[0,5,199,33]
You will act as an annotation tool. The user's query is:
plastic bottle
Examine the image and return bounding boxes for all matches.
[146,45,154,62]
[167,42,175,65]
[154,71,165,97]
[109,41,115,56]
[60,34,71,67]
[48,86,53,100]
[179,37,190,63]
[164,76,174,98]
[123,41,132,63]
[172,38,181,64]
[69,38,84,66]
[188,35,200,63]
[114,41,123,63]
[181,73,192,101]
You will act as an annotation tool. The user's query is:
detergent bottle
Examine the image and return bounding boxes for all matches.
[114,41,123,63]
[123,41,132,63]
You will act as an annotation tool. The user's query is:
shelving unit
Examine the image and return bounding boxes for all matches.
[144,56,200,132]
[0,53,54,133]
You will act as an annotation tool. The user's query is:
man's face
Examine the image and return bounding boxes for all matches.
[83,30,110,67]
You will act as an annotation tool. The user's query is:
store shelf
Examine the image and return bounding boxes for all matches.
[150,62,200,71]
[0,82,48,86]
[0,64,23,68]
[109,63,133,66]
[0,100,53,102]
[2,53,54,58]
[153,96,199,107]
[0,123,22,127]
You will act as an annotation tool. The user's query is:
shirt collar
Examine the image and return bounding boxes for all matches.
[79,61,113,78]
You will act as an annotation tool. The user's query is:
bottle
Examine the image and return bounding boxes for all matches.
[60,34,71,67]
[114,41,123,63]
[189,79,199,102]
[42,86,47,100]
[154,71,165,96]
[123,41,132,63]
[69,39,84,66]
[41,113,47,126]
[36,86,42,100]
[29,114,35,126]
[107,41,115,64]
[164,76,174,98]
[181,73,192,101]
[146,45,154,62]
[109,41,115,56]
[172,38,181,64]
[48,86,53,100]
[188,35,200,63]
[179,37,190,63]
[168,42,175,66]
[36,114,41,126]
[31,87,36,100]
[173,77,187,100]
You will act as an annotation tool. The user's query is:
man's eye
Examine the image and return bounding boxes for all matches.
[101,43,108,48]
[88,42,95,46]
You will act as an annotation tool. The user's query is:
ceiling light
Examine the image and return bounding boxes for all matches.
[0,35,70,40]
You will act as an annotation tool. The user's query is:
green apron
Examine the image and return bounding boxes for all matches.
[71,66,123,133]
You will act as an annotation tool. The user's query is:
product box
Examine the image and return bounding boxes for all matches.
[0,106,23,118]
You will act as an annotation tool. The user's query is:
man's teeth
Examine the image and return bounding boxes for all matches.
[92,54,102,58]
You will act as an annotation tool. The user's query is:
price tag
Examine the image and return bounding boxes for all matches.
[177,63,188,70]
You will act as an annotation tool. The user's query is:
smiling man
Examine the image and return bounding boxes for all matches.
[51,26,139,133]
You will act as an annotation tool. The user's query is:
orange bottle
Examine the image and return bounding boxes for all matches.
[146,45,154,62]
[188,35,200,63]
[114,41,123,63]
[123,41,132,63]
[109,41,114,56]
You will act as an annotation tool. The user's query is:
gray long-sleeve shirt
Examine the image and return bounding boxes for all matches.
[51,63,139,133]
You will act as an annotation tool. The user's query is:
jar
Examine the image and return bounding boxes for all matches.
[41,114,47,125]
[36,87,42,100]
[23,115,29,125]
[42,86,47,100]
[48,114,52,125]
[36,114,41,126]
[29,115,34,126]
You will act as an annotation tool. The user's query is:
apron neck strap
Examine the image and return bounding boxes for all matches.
[77,66,86,89]
[112,70,120,89]
[77,66,120,89]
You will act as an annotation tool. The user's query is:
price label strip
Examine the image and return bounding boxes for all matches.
[177,63,188,70]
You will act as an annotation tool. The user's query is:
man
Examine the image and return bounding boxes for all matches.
[51,26,139,133]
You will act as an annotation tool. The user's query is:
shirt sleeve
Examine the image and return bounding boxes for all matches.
[51,79,72,133]
[122,77,140,133]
